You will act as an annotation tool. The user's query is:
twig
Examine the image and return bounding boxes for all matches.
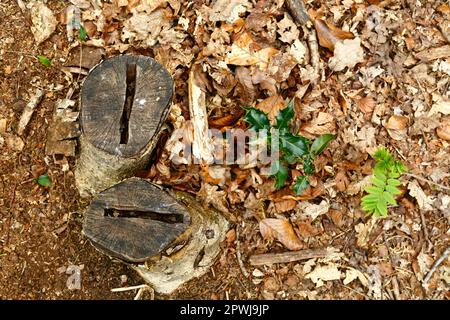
[285,0,310,25]
[134,285,154,300]
[404,172,450,192]
[236,225,249,278]
[418,209,432,251]
[306,27,320,85]
[111,284,149,292]
[422,247,450,290]
[249,248,328,266]
[17,88,44,136]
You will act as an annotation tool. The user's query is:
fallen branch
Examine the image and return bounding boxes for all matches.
[17,88,44,136]
[422,246,450,290]
[404,173,450,192]
[249,248,328,266]
[285,0,310,25]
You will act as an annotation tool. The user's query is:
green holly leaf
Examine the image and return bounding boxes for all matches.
[292,176,309,195]
[271,160,288,190]
[35,174,52,188]
[79,26,88,41]
[243,107,270,131]
[36,55,51,67]
[310,134,335,155]
[275,98,295,130]
[280,133,310,159]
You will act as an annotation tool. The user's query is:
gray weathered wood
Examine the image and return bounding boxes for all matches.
[80,55,172,157]
[83,178,191,263]
[75,55,173,197]
[134,188,229,294]
[249,248,329,266]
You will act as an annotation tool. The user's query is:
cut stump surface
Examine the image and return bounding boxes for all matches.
[83,178,191,263]
[75,55,173,197]
[81,55,173,157]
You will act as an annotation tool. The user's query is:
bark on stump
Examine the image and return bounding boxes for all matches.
[75,55,173,197]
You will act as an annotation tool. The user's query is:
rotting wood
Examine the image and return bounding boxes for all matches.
[75,55,173,197]
[188,66,214,164]
[249,248,329,266]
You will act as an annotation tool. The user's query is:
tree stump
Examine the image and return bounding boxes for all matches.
[75,55,173,197]
[83,178,191,262]
[83,178,229,293]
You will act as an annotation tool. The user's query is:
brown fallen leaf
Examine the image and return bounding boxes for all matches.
[197,183,230,213]
[329,38,365,72]
[335,170,349,192]
[436,117,450,141]
[209,0,250,23]
[358,95,376,115]
[337,90,348,115]
[260,218,303,251]
[385,115,409,130]
[274,199,297,213]
[208,112,243,129]
[314,19,354,51]
[385,115,409,141]
[277,13,300,44]
[329,209,344,228]
[226,31,279,69]
[255,96,285,124]
[295,218,321,238]
[235,66,257,103]
[300,112,336,137]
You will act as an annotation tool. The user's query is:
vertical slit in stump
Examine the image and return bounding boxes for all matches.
[120,63,137,145]
[75,55,173,197]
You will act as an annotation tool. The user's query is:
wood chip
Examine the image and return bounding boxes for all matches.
[17,88,44,136]
[415,45,450,62]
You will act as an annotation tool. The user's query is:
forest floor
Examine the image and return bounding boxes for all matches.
[0,0,449,300]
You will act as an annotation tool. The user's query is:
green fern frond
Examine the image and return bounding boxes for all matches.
[361,148,406,218]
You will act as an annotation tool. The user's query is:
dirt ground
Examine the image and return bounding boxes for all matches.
[1,0,449,300]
